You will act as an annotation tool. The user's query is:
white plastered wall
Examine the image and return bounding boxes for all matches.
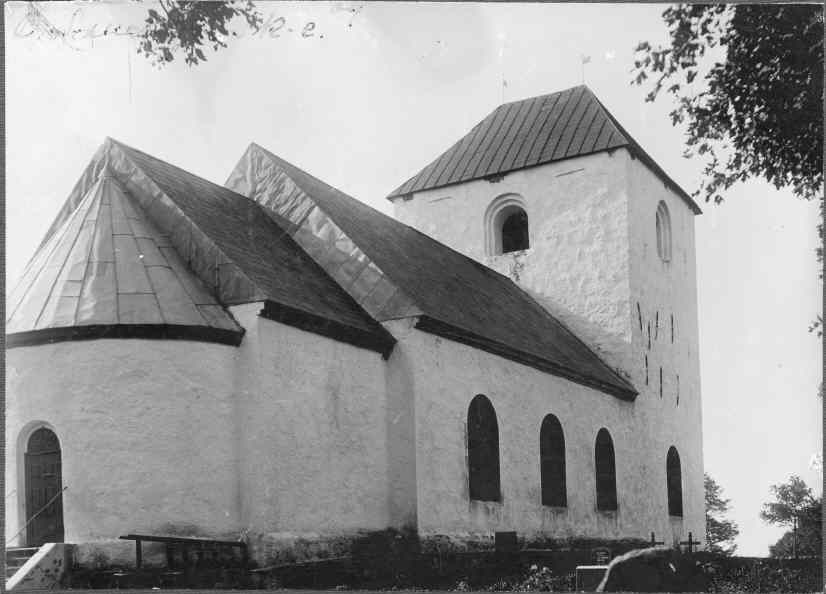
[393,151,634,377]
[391,148,704,546]
[625,155,704,547]
[385,318,655,543]
[5,338,241,551]
[5,305,408,565]
[227,304,405,562]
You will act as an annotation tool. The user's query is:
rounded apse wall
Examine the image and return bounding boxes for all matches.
[6,337,241,546]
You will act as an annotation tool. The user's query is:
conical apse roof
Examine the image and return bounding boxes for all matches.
[7,168,244,347]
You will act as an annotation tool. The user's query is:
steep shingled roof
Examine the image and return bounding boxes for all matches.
[388,85,701,214]
[227,143,637,400]
[8,139,395,356]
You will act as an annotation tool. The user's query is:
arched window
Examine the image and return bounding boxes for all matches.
[501,208,529,253]
[484,195,530,255]
[540,414,566,507]
[595,428,618,511]
[467,394,501,502]
[666,446,683,517]
[655,201,672,262]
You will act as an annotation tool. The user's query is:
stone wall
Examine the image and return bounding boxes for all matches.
[392,150,634,376]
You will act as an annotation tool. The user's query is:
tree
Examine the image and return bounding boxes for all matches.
[17,1,263,67]
[632,4,823,204]
[138,1,262,67]
[705,473,739,555]
[632,4,825,332]
[760,475,819,558]
[769,496,822,558]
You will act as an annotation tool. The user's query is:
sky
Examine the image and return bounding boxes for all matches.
[5,2,822,556]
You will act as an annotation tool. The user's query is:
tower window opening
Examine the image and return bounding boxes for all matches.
[500,209,529,253]
[485,195,530,256]
[671,314,675,343]
[659,367,663,398]
[645,355,649,385]
[656,201,672,262]
[676,374,680,406]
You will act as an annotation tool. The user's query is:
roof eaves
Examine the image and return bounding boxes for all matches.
[589,95,703,215]
[415,315,637,402]
[6,323,245,349]
[259,299,396,359]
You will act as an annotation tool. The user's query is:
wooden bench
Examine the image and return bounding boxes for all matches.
[118,533,248,570]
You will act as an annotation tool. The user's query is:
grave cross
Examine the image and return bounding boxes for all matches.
[649,532,665,547]
[679,531,702,553]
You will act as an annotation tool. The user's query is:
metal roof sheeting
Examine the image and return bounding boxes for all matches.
[388,85,701,214]
[227,143,637,400]
[6,172,243,338]
[8,139,395,355]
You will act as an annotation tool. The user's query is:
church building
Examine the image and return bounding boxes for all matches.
[6,85,703,569]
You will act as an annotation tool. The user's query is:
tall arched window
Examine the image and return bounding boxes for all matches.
[595,428,618,511]
[540,414,566,507]
[655,201,672,262]
[467,394,501,502]
[666,446,683,517]
[485,195,530,255]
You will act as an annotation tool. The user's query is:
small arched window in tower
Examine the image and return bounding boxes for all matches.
[467,394,501,502]
[540,414,567,507]
[656,201,672,262]
[666,446,683,517]
[485,195,530,255]
[501,208,529,253]
[595,428,618,511]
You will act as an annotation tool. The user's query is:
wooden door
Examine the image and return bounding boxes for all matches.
[25,428,64,546]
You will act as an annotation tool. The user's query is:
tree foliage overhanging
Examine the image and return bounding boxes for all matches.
[139,0,262,67]
[632,4,823,205]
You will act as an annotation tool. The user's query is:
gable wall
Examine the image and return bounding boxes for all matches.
[392,151,634,376]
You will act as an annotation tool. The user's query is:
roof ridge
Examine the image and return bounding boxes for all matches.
[250,144,540,290]
[385,85,700,214]
[586,95,702,214]
[236,144,636,398]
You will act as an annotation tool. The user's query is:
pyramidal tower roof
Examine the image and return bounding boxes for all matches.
[387,84,700,214]
[8,138,394,355]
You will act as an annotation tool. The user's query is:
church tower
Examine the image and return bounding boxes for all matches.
[389,85,704,545]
